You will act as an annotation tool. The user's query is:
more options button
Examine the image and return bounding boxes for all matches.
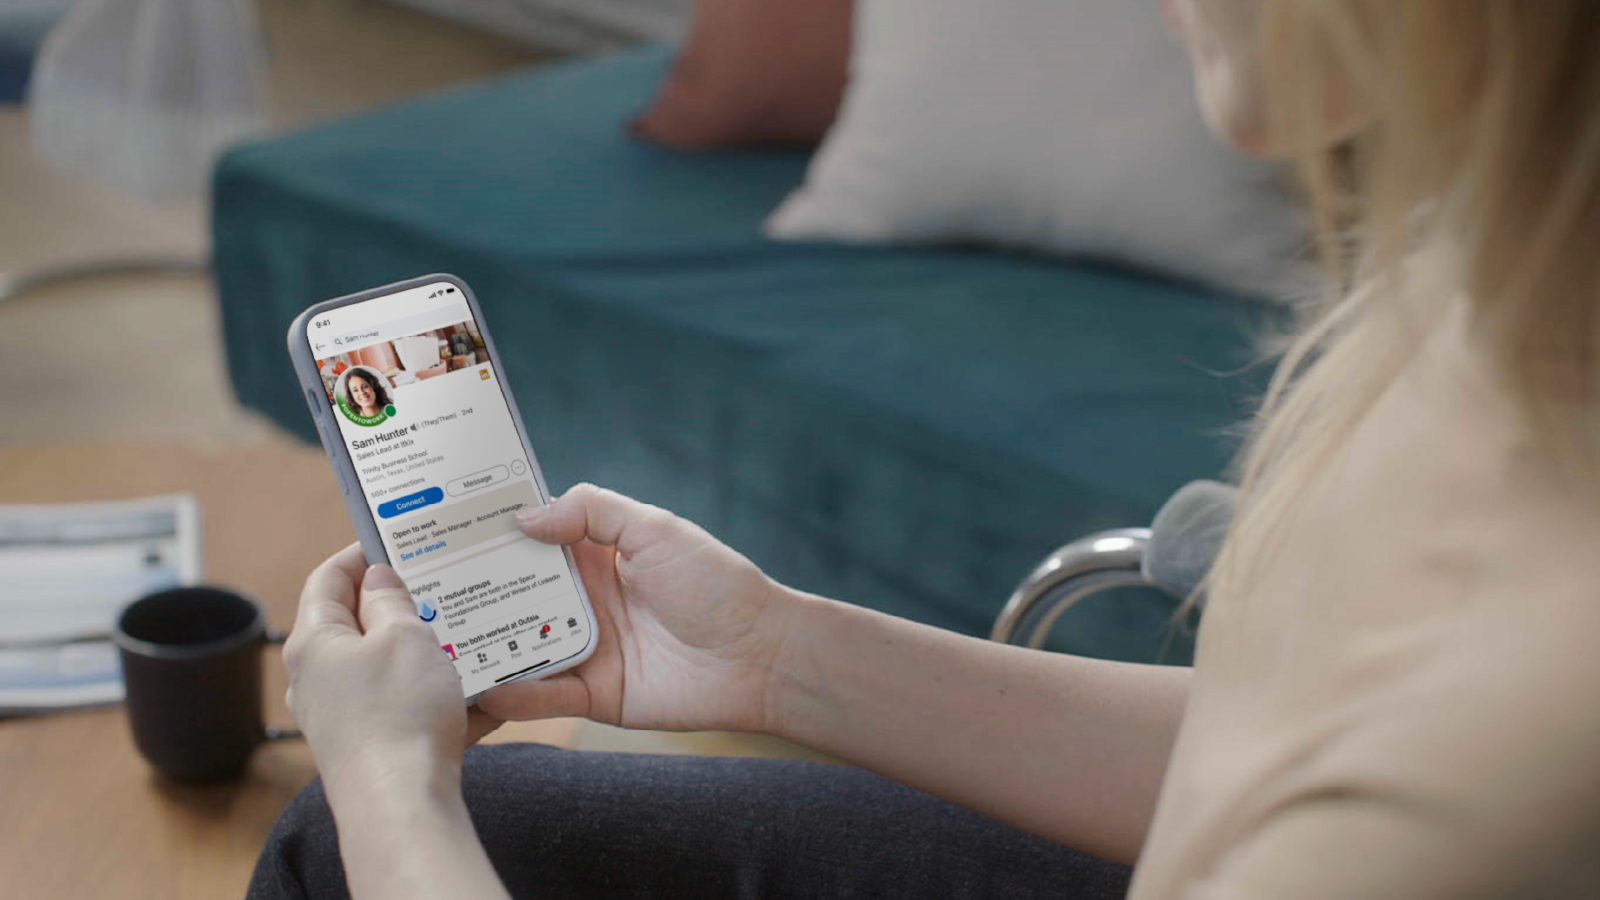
[447,465,509,497]
[378,486,444,519]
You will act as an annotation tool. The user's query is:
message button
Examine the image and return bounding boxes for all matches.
[446,465,509,497]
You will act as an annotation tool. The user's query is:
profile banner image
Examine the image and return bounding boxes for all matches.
[315,317,490,427]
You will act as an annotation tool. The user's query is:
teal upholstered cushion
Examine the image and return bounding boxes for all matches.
[214,46,1269,664]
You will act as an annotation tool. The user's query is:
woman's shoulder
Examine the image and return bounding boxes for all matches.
[1212,314,1600,682]
[1331,311,1600,591]
[1203,336,1600,879]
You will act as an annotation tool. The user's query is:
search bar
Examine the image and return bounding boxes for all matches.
[329,304,467,353]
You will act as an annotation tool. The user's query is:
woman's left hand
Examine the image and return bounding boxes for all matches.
[283,544,502,798]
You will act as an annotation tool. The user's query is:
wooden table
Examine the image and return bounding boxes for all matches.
[0,442,580,899]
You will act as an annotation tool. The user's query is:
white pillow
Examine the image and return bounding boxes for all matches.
[765,0,1306,299]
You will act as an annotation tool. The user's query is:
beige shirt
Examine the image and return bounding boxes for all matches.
[1130,312,1600,899]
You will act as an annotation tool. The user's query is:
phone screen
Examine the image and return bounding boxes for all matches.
[306,280,589,696]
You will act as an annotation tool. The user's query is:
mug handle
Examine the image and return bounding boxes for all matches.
[263,629,303,742]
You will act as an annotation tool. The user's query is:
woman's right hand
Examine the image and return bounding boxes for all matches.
[477,484,800,734]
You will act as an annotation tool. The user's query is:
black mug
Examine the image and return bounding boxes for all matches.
[112,587,300,783]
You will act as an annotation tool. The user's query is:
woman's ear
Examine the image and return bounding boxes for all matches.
[1173,0,1372,159]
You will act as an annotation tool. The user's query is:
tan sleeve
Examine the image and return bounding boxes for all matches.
[1183,798,1504,900]
[1183,621,1600,899]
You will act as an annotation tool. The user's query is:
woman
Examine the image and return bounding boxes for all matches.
[258,2,1600,898]
[342,368,390,419]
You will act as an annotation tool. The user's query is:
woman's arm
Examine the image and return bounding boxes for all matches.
[325,753,508,900]
[285,547,511,900]
[768,591,1191,866]
[487,485,1190,867]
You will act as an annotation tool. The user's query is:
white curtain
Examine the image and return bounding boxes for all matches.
[27,0,268,202]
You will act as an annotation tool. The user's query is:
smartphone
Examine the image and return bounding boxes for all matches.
[287,273,597,702]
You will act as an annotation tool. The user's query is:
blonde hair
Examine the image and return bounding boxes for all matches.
[1208,2,1600,601]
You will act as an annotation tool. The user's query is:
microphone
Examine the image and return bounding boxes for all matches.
[1142,480,1238,605]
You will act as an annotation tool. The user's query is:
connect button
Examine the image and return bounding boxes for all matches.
[378,486,443,519]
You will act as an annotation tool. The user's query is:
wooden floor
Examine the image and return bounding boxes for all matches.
[0,442,581,899]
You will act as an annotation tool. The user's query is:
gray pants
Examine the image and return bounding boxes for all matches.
[247,742,1132,899]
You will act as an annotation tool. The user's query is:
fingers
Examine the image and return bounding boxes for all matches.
[477,672,592,721]
[464,707,504,747]
[293,543,366,634]
[356,564,420,633]
[515,483,667,558]
[327,542,370,584]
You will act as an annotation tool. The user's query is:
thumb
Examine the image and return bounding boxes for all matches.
[356,564,419,633]
[515,483,665,556]
[464,707,505,747]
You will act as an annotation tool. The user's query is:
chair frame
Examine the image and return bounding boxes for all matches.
[990,528,1157,648]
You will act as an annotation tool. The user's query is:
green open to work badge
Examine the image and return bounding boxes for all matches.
[336,369,396,427]
[337,395,393,426]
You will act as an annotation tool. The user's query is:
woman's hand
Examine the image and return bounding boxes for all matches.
[283,544,502,796]
[478,484,799,734]
[284,545,512,900]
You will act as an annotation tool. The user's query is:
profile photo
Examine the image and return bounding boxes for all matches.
[334,366,395,426]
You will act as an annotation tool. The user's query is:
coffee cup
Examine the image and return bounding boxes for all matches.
[112,587,300,783]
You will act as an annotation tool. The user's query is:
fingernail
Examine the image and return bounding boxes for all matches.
[363,564,406,592]
[515,505,547,523]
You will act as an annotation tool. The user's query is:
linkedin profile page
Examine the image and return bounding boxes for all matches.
[315,302,589,696]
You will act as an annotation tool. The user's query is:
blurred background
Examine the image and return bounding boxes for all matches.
[1,0,542,443]
[0,0,1281,895]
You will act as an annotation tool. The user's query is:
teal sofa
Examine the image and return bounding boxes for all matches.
[213,46,1267,664]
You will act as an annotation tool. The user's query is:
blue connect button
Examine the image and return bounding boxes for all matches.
[378,486,443,519]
